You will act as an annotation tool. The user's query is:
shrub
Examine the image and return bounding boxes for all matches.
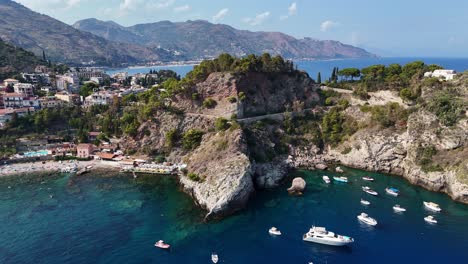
[187,172,201,182]
[427,91,464,126]
[341,146,352,154]
[182,129,204,150]
[227,96,237,103]
[191,92,200,100]
[238,92,246,101]
[215,117,230,131]
[165,129,179,149]
[202,98,217,108]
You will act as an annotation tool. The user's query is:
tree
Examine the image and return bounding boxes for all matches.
[79,82,98,97]
[42,50,47,62]
[215,117,230,131]
[317,72,322,84]
[182,129,204,150]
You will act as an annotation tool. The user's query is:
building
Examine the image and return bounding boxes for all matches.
[3,78,19,87]
[3,93,24,108]
[55,92,81,105]
[76,144,95,159]
[56,74,80,93]
[84,91,115,107]
[88,131,102,142]
[13,83,34,97]
[0,107,35,127]
[21,73,50,84]
[70,67,109,80]
[39,96,63,109]
[22,96,40,109]
[40,86,56,94]
[424,69,457,81]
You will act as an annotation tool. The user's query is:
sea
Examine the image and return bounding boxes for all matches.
[0,168,467,264]
[106,57,468,81]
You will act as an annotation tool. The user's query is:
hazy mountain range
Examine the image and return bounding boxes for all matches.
[0,0,375,66]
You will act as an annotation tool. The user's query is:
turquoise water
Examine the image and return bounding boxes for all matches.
[106,57,468,81]
[0,168,467,263]
[23,150,49,157]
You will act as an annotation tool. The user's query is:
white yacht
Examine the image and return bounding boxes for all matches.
[393,204,406,212]
[269,227,282,236]
[211,253,219,263]
[322,175,331,184]
[357,213,378,226]
[360,199,371,206]
[385,187,400,196]
[424,201,442,212]
[303,226,354,246]
[333,176,348,183]
[362,176,374,182]
[362,186,378,196]
[424,215,437,224]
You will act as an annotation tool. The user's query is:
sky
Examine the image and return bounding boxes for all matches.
[14,0,468,57]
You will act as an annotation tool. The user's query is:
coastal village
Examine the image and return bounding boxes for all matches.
[0,66,187,176]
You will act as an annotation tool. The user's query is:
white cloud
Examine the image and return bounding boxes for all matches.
[279,2,297,21]
[15,0,81,10]
[243,11,270,26]
[119,0,175,12]
[320,20,339,32]
[212,8,229,23]
[174,4,191,13]
[145,0,175,10]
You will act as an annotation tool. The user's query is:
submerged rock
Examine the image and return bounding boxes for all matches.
[287,177,306,195]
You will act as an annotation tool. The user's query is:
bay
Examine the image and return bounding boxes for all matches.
[0,167,467,263]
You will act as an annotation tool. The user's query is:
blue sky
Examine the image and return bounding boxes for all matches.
[14,0,468,57]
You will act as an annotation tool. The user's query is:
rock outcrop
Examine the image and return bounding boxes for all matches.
[287,177,306,195]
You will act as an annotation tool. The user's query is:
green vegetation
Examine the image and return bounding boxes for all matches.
[0,39,47,80]
[165,129,179,149]
[202,98,217,108]
[416,144,443,172]
[187,172,201,182]
[215,118,230,131]
[182,129,204,150]
[322,107,358,145]
[227,96,237,103]
[341,146,352,155]
[361,103,410,128]
[79,82,98,97]
[238,92,246,101]
[426,90,465,126]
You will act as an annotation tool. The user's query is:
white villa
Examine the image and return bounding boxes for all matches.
[424,69,457,80]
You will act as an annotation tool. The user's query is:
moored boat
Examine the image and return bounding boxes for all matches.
[211,253,219,263]
[385,187,400,196]
[362,186,378,196]
[393,204,406,212]
[333,176,348,183]
[155,240,170,249]
[322,175,331,184]
[303,226,354,246]
[357,213,378,226]
[424,201,442,212]
[424,215,437,224]
[269,227,282,236]
[360,199,370,206]
[362,176,374,181]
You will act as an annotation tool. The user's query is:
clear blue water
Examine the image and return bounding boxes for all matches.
[23,150,49,157]
[106,57,468,81]
[1,168,467,264]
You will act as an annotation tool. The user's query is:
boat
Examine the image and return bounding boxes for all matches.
[424,215,437,224]
[333,176,348,183]
[360,199,370,205]
[362,176,374,181]
[322,175,331,184]
[362,186,378,196]
[269,227,282,236]
[211,253,219,264]
[393,204,406,212]
[155,240,170,249]
[303,226,354,246]
[424,201,442,212]
[385,187,400,196]
[357,213,378,226]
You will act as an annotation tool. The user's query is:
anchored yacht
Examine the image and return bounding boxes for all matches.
[424,201,442,212]
[333,176,348,183]
[393,204,406,212]
[303,226,354,246]
[360,199,371,206]
[322,176,331,184]
[269,227,282,236]
[362,186,378,196]
[385,187,400,196]
[362,176,374,181]
[424,215,437,224]
[357,213,378,226]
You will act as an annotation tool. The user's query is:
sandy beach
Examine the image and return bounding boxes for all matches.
[0,159,121,177]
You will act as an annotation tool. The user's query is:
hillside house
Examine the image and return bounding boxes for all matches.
[76,144,95,159]
[424,69,457,81]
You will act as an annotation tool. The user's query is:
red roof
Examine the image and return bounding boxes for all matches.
[99,153,116,159]
[77,143,94,150]
[89,132,101,136]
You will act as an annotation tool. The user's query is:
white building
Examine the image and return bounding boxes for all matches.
[56,74,80,92]
[55,92,81,105]
[3,78,19,87]
[14,83,34,97]
[22,97,41,109]
[84,91,115,107]
[3,93,24,108]
[0,107,35,127]
[424,69,457,81]
[39,96,63,109]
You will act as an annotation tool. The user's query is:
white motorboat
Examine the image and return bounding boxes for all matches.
[362,176,374,181]
[333,176,348,183]
[424,201,442,212]
[393,204,406,212]
[362,186,378,196]
[322,175,331,184]
[357,213,378,226]
[211,253,219,263]
[424,215,437,224]
[360,199,370,206]
[269,227,282,236]
[385,187,400,196]
[303,226,354,246]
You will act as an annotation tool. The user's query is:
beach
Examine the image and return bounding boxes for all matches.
[0,159,121,177]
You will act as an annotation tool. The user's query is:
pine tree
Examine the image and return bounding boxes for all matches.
[42,50,46,61]
[317,72,322,84]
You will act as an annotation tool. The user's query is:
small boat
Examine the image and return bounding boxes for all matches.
[424,201,442,212]
[393,204,406,212]
[362,186,378,196]
[357,213,378,226]
[424,215,437,224]
[155,240,170,249]
[211,253,219,263]
[333,176,348,183]
[385,187,400,196]
[269,227,282,236]
[303,226,354,246]
[360,199,370,206]
[362,176,374,181]
[322,175,331,184]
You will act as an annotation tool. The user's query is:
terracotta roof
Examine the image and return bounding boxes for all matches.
[3,79,18,82]
[3,93,23,97]
[99,153,116,159]
[89,132,101,136]
[77,143,94,150]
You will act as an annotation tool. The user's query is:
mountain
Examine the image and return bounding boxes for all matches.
[0,0,165,65]
[0,38,46,80]
[74,18,376,61]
